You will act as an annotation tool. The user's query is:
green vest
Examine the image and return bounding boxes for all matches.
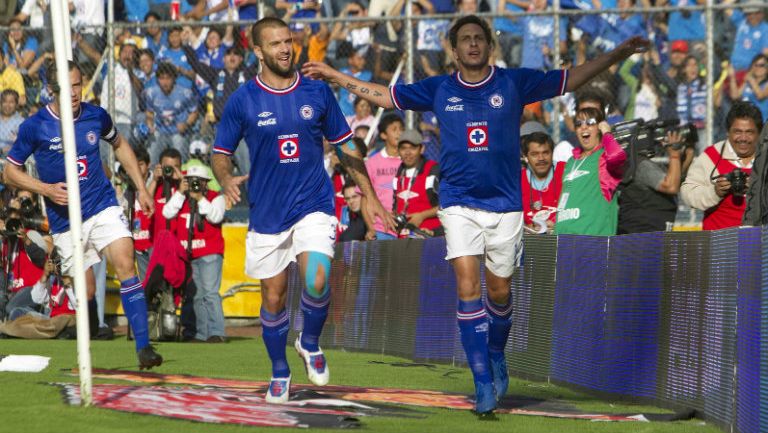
[555,149,618,236]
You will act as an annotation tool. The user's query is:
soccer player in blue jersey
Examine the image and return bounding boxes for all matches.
[303,15,647,414]
[211,17,393,404]
[3,61,163,370]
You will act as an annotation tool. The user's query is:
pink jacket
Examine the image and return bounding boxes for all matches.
[571,133,626,202]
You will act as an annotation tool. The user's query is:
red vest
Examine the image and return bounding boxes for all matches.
[176,190,225,259]
[393,159,441,235]
[521,162,565,226]
[3,237,45,293]
[49,280,76,317]
[132,197,154,252]
[153,183,180,242]
[702,145,751,231]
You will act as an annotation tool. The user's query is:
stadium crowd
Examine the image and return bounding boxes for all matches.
[0,0,766,342]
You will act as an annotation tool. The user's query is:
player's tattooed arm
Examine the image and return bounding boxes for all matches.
[336,140,397,232]
[336,141,375,198]
[302,61,393,109]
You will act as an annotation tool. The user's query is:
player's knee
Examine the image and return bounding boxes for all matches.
[456,275,480,291]
[304,252,331,298]
[262,290,286,310]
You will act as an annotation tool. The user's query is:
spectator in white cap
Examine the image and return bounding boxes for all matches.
[162,164,227,343]
[185,140,221,192]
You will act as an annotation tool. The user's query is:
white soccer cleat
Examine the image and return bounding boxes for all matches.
[295,333,330,386]
[265,375,291,404]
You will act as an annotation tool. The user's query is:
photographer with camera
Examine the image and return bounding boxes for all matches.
[617,128,695,234]
[681,101,763,230]
[161,165,226,343]
[1,190,51,321]
[392,130,442,238]
[151,148,184,241]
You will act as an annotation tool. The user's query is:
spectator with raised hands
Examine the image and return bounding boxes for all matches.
[723,0,768,78]
[0,90,24,156]
[728,54,768,121]
[0,49,26,108]
[194,27,231,69]
[141,12,168,57]
[158,26,196,90]
[3,18,37,72]
[143,63,199,164]
[186,0,238,22]
[331,1,374,57]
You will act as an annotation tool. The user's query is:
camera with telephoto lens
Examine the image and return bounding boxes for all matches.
[725,168,748,196]
[162,165,174,178]
[612,118,698,159]
[189,177,203,193]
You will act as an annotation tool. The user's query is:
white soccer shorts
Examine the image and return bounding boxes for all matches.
[245,212,337,280]
[438,206,524,278]
[52,205,132,276]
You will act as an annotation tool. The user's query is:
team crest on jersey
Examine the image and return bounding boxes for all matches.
[278,134,300,163]
[77,156,89,179]
[466,122,489,152]
[86,131,98,145]
[299,105,314,120]
[489,94,504,109]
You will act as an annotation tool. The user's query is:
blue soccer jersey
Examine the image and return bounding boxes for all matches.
[390,66,567,212]
[6,103,120,234]
[213,73,353,234]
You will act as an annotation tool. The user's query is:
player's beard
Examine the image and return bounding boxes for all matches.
[263,51,296,79]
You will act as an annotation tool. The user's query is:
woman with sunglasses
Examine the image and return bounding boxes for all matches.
[555,107,627,236]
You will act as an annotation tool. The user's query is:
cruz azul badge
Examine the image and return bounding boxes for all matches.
[466,121,489,152]
[278,134,300,163]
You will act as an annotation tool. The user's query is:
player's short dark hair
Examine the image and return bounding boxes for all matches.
[144,11,161,22]
[47,60,83,94]
[379,114,404,136]
[160,148,182,163]
[156,62,177,79]
[726,100,764,132]
[168,26,183,34]
[251,17,289,47]
[1,89,20,104]
[134,146,150,165]
[575,106,606,124]
[522,132,555,154]
[448,15,493,49]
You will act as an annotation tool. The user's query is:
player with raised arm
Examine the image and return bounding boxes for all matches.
[3,61,162,370]
[303,15,647,414]
[211,17,393,404]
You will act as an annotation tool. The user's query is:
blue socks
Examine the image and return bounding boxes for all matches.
[457,298,491,384]
[261,307,290,378]
[299,288,330,352]
[120,276,149,351]
[486,296,513,354]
